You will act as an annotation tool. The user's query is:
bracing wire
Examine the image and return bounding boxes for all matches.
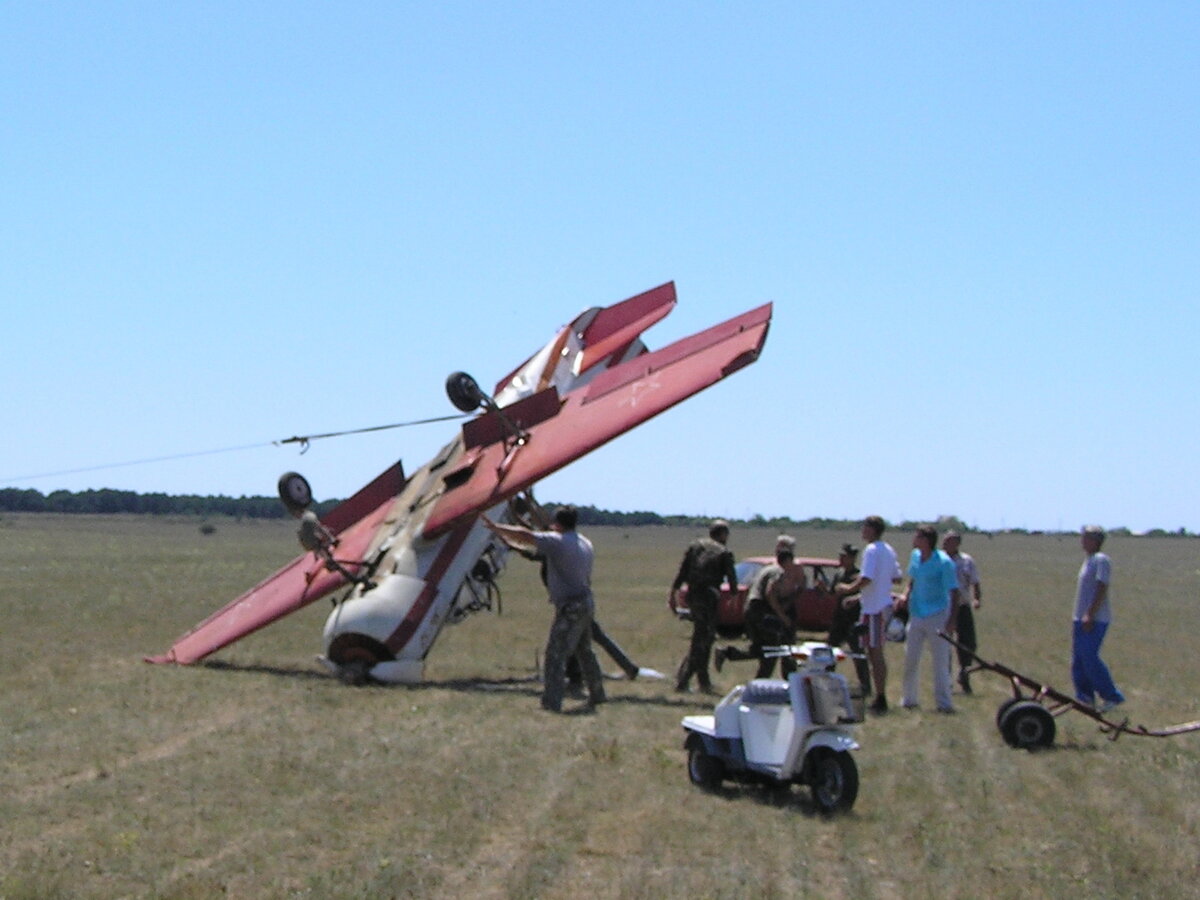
[0,413,470,486]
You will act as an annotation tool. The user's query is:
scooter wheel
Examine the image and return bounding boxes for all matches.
[686,745,725,790]
[808,749,858,813]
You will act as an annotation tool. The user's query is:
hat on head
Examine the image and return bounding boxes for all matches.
[840,543,859,556]
[775,535,796,555]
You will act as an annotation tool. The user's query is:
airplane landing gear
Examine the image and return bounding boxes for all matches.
[446,371,486,412]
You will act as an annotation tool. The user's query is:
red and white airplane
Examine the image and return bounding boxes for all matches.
[146,283,772,683]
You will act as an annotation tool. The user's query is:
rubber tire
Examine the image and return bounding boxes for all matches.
[995,697,1022,731]
[277,471,313,514]
[686,745,725,790]
[809,749,858,813]
[446,371,485,412]
[999,700,1056,749]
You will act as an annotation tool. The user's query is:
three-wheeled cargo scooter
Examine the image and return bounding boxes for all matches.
[681,642,863,813]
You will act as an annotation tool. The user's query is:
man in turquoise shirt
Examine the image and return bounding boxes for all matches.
[900,524,960,712]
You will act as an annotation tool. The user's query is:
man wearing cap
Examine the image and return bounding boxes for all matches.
[670,520,739,693]
[1072,525,1125,712]
[942,531,983,693]
[835,516,900,713]
[824,542,871,694]
[715,535,805,679]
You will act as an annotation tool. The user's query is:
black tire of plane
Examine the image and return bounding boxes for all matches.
[999,700,1057,750]
[686,745,725,791]
[807,748,858,814]
[446,371,485,412]
[278,471,313,515]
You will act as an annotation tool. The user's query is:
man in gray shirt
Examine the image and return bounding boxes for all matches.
[1072,525,1124,712]
[484,506,605,712]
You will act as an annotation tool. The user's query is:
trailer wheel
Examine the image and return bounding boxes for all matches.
[808,749,858,813]
[995,697,1022,730]
[686,745,724,790]
[999,700,1056,749]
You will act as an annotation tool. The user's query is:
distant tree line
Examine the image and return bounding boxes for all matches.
[0,489,873,529]
[0,488,1193,537]
[0,488,337,519]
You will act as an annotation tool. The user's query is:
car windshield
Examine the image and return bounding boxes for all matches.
[735,560,764,587]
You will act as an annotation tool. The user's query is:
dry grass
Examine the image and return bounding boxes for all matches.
[1,515,1198,899]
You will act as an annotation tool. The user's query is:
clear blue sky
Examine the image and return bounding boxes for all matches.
[4,3,1198,533]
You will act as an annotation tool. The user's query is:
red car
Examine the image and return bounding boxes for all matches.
[669,556,841,638]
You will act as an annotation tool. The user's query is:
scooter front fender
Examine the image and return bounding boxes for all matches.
[803,729,859,757]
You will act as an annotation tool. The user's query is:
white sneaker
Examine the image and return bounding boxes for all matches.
[1098,698,1124,714]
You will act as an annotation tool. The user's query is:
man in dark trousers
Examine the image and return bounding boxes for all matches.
[669,520,738,693]
[824,542,872,695]
[483,507,605,712]
[715,535,804,679]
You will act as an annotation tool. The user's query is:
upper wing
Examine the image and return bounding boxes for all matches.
[145,463,405,665]
[423,302,771,538]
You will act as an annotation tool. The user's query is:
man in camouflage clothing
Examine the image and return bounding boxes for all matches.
[670,520,738,693]
[715,535,804,679]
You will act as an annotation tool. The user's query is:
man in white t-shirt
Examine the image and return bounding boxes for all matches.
[835,515,899,714]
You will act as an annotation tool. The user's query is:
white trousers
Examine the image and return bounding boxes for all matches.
[902,613,953,710]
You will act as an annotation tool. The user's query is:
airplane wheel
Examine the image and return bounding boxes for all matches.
[686,745,724,790]
[446,371,485,412]
[999,700,1056,749]
[808,749,858,814]
[278,471,313,514]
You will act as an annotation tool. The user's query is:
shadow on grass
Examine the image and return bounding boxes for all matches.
[197,660,711,710]
[695,780,860,819]
[200,659,333,680]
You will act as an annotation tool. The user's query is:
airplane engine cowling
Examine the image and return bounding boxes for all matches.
[323,573,427,659]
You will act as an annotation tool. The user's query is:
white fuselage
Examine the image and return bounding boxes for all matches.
[321,312,649,683]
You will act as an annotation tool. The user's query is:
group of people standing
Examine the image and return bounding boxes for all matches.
[484,507,1123,719]
[665,515,987,708]
[679,515,1122,720]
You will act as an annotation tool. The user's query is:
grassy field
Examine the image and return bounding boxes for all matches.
[1,514,1198,899]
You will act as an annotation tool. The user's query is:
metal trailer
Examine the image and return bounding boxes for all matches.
[940,632,1200,750]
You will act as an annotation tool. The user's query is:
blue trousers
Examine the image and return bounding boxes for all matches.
[1071,620,1124,706]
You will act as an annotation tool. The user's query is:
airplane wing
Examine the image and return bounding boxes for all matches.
[145,463,405,665]
[423,302,771,538]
